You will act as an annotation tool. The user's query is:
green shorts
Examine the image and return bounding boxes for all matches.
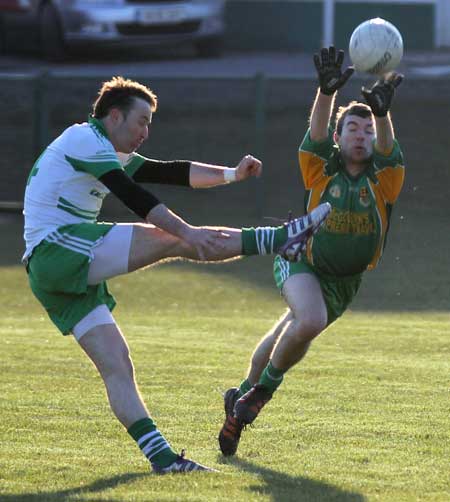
[273,255,362,325]
[27,222,116,335]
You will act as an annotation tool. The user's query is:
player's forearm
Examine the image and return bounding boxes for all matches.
[146,203,192,239]
[310,89,335,141]
[132,158,191,186]
[189,161,236,188]
[374,114,395,154]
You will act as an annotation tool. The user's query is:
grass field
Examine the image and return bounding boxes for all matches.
[1,262,448,502]
[2,69,450,501]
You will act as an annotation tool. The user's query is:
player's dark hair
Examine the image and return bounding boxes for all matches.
[92,76,157,118]
[335,101,373,135]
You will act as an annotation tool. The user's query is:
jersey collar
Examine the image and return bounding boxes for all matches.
[333,148,377,183]
[88,116,110,139]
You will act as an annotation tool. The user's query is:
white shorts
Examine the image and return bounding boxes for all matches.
[73,224,134,340]
[72,304,116,341]
[87,223,134,285]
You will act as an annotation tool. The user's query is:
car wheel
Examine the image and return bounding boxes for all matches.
[39,3,66,62]
[195,36,223,58]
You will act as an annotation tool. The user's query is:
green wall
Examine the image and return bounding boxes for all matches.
[335,3,434,51]
[225,1,434,51]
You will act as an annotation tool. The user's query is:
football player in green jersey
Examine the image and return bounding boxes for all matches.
[219,47,405,456]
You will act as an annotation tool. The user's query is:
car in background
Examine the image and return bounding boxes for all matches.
[0,0,225,61]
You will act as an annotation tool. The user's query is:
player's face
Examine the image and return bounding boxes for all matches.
[335,115,375,165]
[111,98,152,153]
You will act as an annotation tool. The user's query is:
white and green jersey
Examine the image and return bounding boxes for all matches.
[23,117,146,261]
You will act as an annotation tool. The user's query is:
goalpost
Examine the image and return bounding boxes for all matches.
[323,0,335,47]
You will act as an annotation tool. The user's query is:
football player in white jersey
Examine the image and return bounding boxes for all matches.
[23,76,331,474]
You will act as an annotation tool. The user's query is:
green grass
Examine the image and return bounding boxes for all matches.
[0,263,449,502]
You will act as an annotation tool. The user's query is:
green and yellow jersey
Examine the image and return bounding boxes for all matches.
[298,128,405,277]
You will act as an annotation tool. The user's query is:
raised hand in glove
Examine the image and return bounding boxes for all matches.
[361,72,404,117]
[313,46,355,96]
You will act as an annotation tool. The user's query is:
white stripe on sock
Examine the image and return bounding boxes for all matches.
[270,230,275,254]
[256,228,263,255]
[137,430,159,447]
[142,437,169,456]
[281,258,289,283]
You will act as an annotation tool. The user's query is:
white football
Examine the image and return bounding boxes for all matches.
[349,18,403,75]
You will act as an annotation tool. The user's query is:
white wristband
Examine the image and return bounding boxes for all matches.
[223,168,237,183]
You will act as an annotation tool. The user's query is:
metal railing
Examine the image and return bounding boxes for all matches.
[0,71,269,213]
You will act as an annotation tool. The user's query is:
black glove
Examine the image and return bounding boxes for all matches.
[313,46,354,96]
[361,72,404,117]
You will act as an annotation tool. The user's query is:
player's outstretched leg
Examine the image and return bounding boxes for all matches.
[121,202,332,276]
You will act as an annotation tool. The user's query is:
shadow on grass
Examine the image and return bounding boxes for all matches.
[0,472,147,502]
[220,457,365,502]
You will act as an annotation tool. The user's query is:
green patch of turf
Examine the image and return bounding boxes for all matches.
[1,265,448,501]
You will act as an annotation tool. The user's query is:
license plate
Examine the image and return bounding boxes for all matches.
[139,7,186,25]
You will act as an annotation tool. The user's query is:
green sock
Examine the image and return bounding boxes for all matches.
[128,417,178,468]
[238,378,252,397]
[241,226,288,256]
[258,361,286,394]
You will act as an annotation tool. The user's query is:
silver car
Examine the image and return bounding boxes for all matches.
[0,0,225,60]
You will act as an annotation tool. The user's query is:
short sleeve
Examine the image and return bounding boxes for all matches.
[300,128,335,158]
[373,139,405,204]
[63,125,122,179]
[298,128,335,189]
[121,152,147,177]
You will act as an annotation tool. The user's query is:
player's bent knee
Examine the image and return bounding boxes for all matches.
[274,317,291,337]
[303,317,327,339]
[291,316,326,342]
